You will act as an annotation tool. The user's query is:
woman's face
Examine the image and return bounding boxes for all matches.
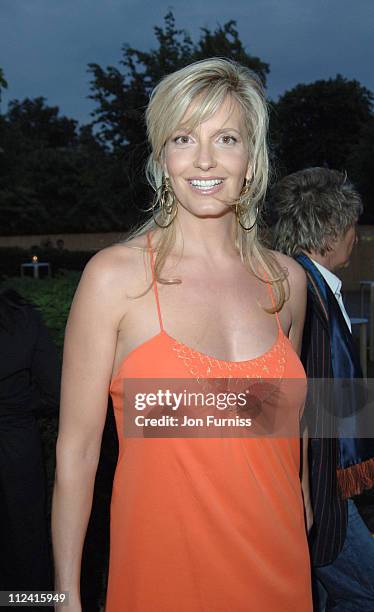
[163,96,250,221]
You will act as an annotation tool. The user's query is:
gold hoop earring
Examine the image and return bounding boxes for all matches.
[235,179,259,231]
[240,178,252,199]
[152,178,178,228]
[236,206,259,231]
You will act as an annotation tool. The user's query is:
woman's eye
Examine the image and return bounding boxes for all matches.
[173,135,191,144]
[219,135,237,145]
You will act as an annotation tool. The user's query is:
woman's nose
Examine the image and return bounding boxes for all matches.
[193,142,217,170]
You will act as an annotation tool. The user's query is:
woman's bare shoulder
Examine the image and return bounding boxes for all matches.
[82,235,150,290]
[267,249,306,289]
[66,236,151,333]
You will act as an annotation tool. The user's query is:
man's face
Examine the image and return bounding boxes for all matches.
[331,224,357,271]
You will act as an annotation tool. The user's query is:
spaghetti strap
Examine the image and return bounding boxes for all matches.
[261,268,282,332]
[147,232,164,332]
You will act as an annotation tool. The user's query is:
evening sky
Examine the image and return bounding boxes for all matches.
[1,0,373,124]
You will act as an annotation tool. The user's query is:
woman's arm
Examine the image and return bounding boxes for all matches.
[278,255,313,531]
[284,257,307,356]
[52,249,126,609]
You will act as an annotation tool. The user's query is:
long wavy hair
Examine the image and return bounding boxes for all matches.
[128,57,287,310]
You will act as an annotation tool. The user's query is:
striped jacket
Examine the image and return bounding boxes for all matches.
[298,258,348,567]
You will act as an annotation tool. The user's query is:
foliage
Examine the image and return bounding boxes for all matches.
[6,96,77,148]
[348,117,374,222]
[0,97,79,233]
[0,96,145,233]
[3,272,80,349]
[88,11,269,152]
[0,67,8,103]
[271,75,373,173]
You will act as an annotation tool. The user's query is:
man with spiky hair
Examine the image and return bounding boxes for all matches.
[269,167,374,611]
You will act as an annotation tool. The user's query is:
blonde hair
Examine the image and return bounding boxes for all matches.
[130,57,287,310]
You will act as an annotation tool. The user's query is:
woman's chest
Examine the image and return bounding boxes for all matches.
[122,274,289,363]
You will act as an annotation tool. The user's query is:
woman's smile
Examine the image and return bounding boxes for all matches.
[187,177,225,195]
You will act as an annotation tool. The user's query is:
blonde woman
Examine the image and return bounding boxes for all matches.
[52,58,312,611]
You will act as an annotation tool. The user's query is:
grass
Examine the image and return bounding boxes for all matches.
[3,271,81,350]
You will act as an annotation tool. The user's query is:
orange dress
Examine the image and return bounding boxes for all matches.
[106,242,312,612]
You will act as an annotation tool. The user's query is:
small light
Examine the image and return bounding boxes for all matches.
[32,255,38,263]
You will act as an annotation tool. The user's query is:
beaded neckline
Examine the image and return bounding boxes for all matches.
[168,328,287,380]
[110,327,288,386]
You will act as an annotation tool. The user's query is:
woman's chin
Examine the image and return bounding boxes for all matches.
[179,203,233,221]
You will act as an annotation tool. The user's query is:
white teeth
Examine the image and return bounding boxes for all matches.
[190,179,223,189]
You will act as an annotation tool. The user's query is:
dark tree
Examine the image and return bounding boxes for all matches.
[0,94,142,234]
[271,75,373,175]
[348,117,374,221]
[0,98,101,234]
[88,11,269,151]
[0,98,78,228]
[194,22,268,84]
[0,67,7,104]
[5,97,77,149]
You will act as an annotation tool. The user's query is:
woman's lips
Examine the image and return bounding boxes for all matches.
[187,179,225,195]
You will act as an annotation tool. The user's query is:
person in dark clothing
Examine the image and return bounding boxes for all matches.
[0,288,60,591]
[269,168,374,612]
